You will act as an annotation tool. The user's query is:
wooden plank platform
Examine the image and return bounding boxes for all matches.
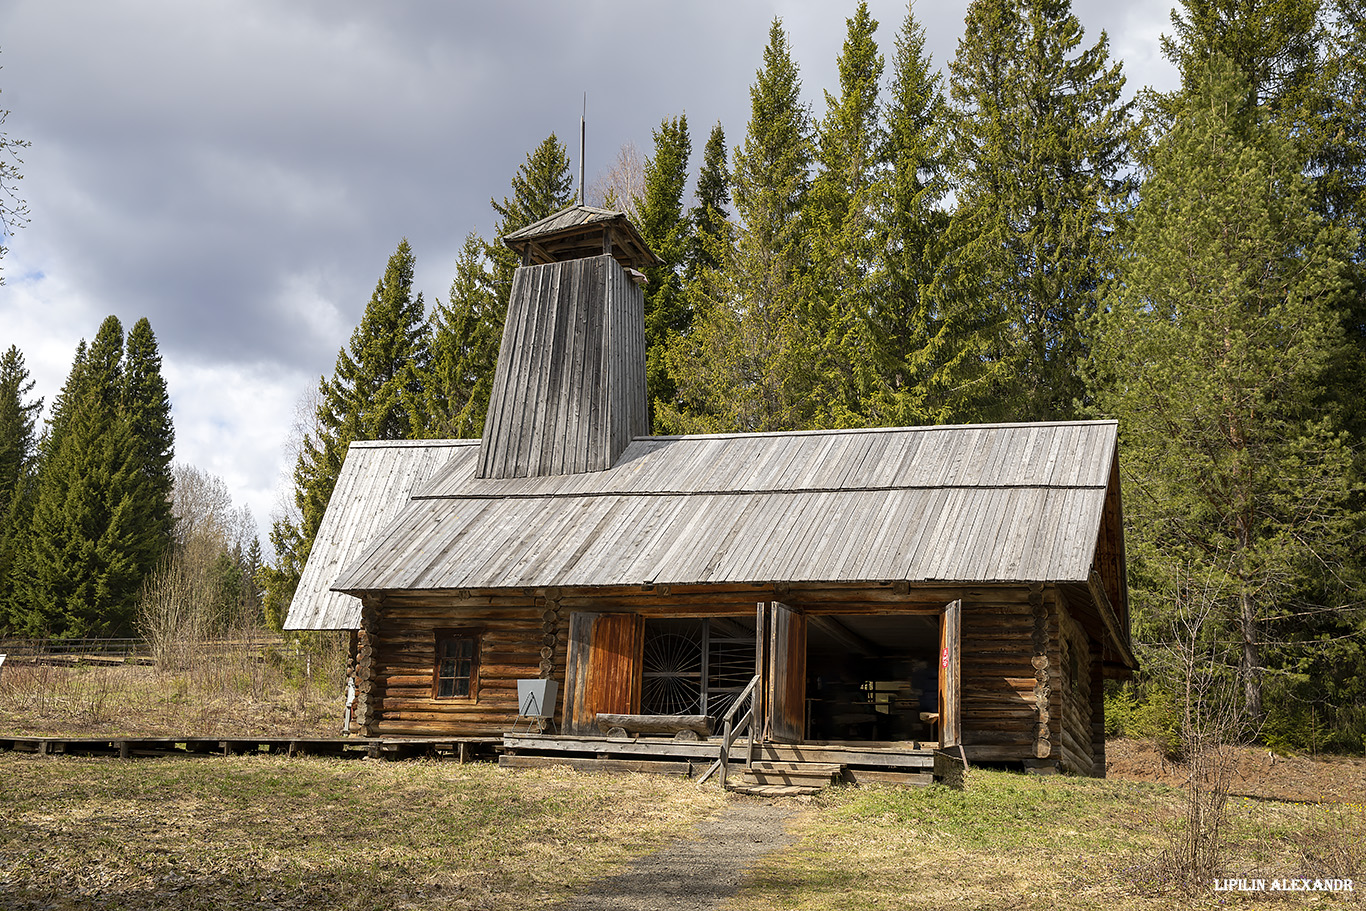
[501,733,941,787]
[0,735,499,761]
[498,754,697,776]
[501,734,937,772]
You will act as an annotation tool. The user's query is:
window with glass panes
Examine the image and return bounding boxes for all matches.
[433,632,478,699]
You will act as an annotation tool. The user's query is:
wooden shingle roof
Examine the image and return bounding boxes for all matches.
[502,204,661,270]
[291,421,1123,630]
[282,440,469,630]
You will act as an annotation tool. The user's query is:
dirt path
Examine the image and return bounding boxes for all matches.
[553,799,795,911]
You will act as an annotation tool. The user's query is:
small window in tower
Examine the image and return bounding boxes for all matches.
[433,631,479,699]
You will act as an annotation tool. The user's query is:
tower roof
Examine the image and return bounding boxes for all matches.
[502,204,662,270]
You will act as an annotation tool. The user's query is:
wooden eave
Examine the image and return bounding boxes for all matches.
[1069,448,1136,675]
[502,205,662,270]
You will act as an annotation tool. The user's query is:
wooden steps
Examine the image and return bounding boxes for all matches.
[728,783,826,797]
[729,761,841,796]
[729,761,937,793]
[743,761,842,789]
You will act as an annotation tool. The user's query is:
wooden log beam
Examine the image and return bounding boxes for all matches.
[1088,569,1138,671]
[594,713,714,736]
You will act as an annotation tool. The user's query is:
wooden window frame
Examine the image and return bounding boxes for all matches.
[432,628,481,701]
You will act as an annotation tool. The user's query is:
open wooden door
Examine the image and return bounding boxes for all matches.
[938,599,962,748]
[765,601,806,743]
[563,612,644,735]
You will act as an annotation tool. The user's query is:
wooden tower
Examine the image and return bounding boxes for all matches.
[477,205,661,479]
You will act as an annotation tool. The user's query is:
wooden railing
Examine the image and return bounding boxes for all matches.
[697,673,761,787]
[0,635,291,666]
[0,638,147,658]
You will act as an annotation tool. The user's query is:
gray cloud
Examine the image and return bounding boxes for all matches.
[0,0,1177,539]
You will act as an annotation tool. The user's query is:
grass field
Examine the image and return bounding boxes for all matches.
[738,770,1365,909]
[0,755,726,910]
[0,639,347,739]
[2,749,1362,910]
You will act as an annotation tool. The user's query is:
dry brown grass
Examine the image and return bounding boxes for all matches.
[1,748,1361,909]
[0,754,727,911]
[0,635,349,738]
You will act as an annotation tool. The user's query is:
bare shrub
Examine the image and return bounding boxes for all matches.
[138,557,215,670]
[1151,561,1247,890]
[587,140,644,220]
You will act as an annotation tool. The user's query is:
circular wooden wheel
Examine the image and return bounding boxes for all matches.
[642,631,703,715]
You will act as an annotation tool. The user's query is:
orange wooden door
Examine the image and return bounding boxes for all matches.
[563,612,644,735]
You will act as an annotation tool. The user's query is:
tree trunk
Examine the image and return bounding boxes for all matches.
[1240,586,1262,723]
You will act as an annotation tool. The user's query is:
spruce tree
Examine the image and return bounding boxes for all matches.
[487,134,576,302]
[869,1,954,426]
[1158,0,1366,443]
[1317,1,1366,481]
[0,345,41,630]
[635,115,692,424]
[265,240,429,614]
[805,2,885,428]
[491,134,577,237]
[946,0,1132,421]
[424,232,501,439]
[0,345,40,531]
[1140,0,1366,743]
[424,135,576,440]
[663,18,818,433]
[731,19,813,270]
[1160,0,1319,114]
[18,317,148,636]
[1088,55,1355,724]
[686,123,732,282]
[122,317,175,581]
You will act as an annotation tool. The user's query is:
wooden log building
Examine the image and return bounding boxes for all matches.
[284,203,1136,776]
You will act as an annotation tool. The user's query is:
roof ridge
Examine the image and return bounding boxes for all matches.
[637,420,1118,443]
[413,481,1110,501]
[348,439,480,450]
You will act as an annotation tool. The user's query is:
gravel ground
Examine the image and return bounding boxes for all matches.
[553,799,796,911]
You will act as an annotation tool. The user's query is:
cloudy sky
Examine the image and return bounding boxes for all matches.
[0,0,1178,546]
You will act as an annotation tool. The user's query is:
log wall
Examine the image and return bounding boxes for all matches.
[357,591,568,737]
[354,580,1090,770]
[958,583,1062,764]
[1057,602,1094,775]
[1058,585,1109,776]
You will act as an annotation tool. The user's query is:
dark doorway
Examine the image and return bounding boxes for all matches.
[804,614,940,743]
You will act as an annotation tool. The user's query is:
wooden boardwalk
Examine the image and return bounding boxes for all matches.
[0,735,498,761]
[3,732,959,790]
